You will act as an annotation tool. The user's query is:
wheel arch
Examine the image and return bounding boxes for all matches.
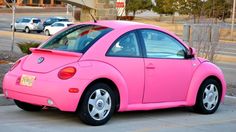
[77,78,121,112]
[186,62,226,106]
[76,61,129,112]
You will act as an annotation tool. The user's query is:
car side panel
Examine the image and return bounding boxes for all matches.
[77,60,129,111]
[186,61,227,106]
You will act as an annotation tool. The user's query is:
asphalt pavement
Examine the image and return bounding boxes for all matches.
[0,96,235,132]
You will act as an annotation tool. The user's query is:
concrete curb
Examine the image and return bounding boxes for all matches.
[0,94,236,106]
[0,94,14,106]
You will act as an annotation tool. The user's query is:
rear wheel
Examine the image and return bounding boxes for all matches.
[14,100,43,111]
[78,83,116,126]
[193,79,221,114]
[45,29,50,36]
[25,27,30,33]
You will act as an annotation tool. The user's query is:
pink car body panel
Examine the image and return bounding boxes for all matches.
[2,20,227,112]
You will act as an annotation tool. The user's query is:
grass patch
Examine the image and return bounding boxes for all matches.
[17,41,41,54]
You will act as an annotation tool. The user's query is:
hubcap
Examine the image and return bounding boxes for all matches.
[203,84,219,111]
[88,89,111,121]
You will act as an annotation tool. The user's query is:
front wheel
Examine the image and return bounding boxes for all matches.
[45,30,50,36]
[14,100,43,111]
[78,83,116,126]
[193,79,222,114]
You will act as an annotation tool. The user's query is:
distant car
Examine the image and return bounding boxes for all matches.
[11,17,44,33]
[43,17,69,27]
[44,22,73,36]
[3,21,226,126]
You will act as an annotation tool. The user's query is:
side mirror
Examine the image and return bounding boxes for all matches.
[186,47,196,58]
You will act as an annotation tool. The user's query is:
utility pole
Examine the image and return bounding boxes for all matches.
[231,0,236,38]
[4,0,16,52]
[11,0,16,52]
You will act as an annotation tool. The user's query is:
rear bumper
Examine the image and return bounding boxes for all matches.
[29,25,43,31]
[3,72,90,112]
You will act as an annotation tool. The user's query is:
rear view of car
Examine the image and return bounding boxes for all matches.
[44,22,73,36]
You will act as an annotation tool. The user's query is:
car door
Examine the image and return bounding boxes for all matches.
[14,18,21,30]
[20,18,30,30]
[139,29,199,103]
[49,23,58,35]
[105,31,145,104]
[54,23,65,33]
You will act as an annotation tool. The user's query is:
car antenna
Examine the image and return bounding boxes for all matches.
[81,0,97,23]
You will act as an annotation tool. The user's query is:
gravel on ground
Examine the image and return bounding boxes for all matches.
[0,51,25,93]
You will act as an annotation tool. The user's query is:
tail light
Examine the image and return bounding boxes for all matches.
[58,66,76,80]
[10,60,21,71]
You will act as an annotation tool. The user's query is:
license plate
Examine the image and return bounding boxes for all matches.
[20,74,36,87]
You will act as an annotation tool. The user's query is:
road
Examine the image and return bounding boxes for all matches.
[0,97,235,132]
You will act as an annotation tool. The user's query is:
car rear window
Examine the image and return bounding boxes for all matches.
[59,19,69,22]
[41,25,112,53]
[33,19,41,23]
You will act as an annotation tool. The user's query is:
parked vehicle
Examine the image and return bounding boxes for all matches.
[11,17,44,33]
[44,22,73,36]
[3,20,226,126]
[43,17,69,27]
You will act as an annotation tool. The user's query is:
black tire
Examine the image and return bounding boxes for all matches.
[45,30,50,36]
[11,26,16,31]
[78,83,116,126]
[25,27,30,33]
[14,100,43,112]
[193,78,222,114]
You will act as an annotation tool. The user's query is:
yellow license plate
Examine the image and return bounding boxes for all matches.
[20,74,36,87]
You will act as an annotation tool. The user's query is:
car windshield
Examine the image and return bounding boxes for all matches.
[33,19,41,23]
[41,25,112,53]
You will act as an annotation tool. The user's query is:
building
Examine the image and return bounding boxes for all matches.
[61,0,119,21]
[0,0,64,7]
[0,0,126,22]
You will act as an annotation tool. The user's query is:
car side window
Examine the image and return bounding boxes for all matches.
[22,19,30,23]
[107,32,141,57]
[16,19,21,23]
[57,23,65,27]
[51,23,59,27]
[45,19,51,23]
[140,29,186,59]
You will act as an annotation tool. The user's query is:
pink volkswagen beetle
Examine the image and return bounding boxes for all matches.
[3,20,226,126]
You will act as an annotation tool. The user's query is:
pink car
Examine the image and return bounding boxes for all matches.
[3,20,226,126]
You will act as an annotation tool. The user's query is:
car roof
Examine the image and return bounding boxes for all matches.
[19,17,40,20]
[50,17,68,19]
[83,20,155,30]
[54,22,73,24]
[80,20,189,49]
